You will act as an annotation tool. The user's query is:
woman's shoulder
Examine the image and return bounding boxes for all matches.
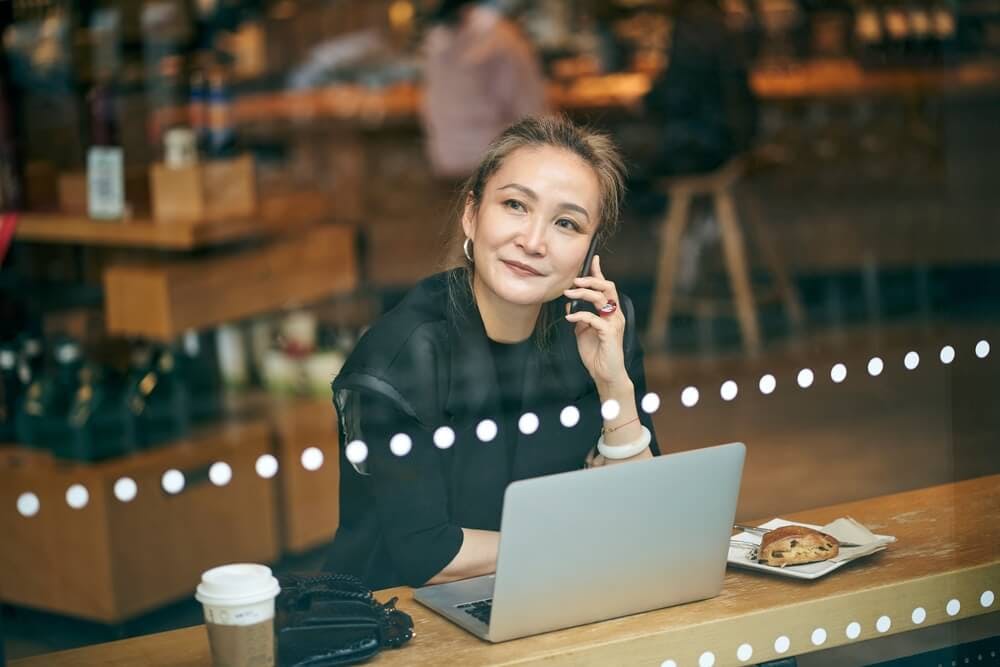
[332,271,461,419]
[347,272,453,366]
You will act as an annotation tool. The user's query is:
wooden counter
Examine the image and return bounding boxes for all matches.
[0,421,281,624]
[219,59,1000,129]
[12,474,998,666]
[139,59,1000,134]
[749,58,1000,100]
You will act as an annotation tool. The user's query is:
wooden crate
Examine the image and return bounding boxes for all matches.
[270,398,340,554]
[0,420,280,623]
[103,224,359,341]
[150,155,257,224]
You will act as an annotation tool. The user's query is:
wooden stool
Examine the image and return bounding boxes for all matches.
[645,158,805,355]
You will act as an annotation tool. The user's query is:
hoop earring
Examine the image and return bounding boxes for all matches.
[463,237,474,263]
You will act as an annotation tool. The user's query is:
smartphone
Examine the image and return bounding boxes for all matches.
[568,235,600,315]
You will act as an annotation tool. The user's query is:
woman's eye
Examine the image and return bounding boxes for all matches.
[504,199,526,213]
[556,218,581,232]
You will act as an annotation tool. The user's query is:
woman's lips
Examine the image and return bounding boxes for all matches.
[502,260,543,277]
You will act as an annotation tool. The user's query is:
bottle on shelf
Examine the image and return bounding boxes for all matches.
[189,67,210,156]
[854,2,886,66]
[60,363,137,462]
[151,54,188,152]
[176,330,223,424]
[0,341,21,442]
[930,2,958,63]
[16,332,44,388]
[86,76,126,220]
[206,62,237,159]
[907,3,934,62]
[215,324,250,389]
[126,343,192,448]
[0,6,23,215]
[16,337,84,453]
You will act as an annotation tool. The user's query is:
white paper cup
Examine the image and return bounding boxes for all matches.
[196,563,281,667]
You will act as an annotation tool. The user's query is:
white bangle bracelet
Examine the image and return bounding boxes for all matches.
[597,425,651,460]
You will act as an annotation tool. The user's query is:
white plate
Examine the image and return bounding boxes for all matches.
[727,518,892,580]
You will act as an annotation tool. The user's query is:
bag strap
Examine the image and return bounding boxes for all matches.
[278,573,414,649]
[278,573,373,608]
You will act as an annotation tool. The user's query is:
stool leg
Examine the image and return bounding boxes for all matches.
[715,189,762,355]
[742,195,806,331]
[646,189,692,350]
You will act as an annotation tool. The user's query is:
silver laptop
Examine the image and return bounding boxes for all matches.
[413,441,745,642]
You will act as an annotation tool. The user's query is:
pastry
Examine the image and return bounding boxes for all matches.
[757,525,840,567]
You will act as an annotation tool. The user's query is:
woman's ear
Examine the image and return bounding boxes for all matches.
[461,193,476,240]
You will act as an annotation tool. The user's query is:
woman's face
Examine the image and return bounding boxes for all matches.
[463,145,601,308]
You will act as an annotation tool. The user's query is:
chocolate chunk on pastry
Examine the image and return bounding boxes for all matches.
[757,525,840,567]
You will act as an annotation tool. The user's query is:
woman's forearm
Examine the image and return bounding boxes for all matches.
[596,378,644,447]
[424,528,500,586]
[591,378,654,467]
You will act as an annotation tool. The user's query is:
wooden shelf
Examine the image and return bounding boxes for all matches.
[14,190,336,251]
[15,213,276,250]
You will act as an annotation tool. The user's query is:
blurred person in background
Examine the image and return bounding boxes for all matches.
[419,0,549,180]
[623,0,758,221]
[643,0,758,178]
[622,0,759,287]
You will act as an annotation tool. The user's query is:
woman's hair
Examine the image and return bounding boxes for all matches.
[443,114,628,346]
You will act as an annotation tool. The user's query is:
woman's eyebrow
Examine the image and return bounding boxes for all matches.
[498,183,538,200]
[557,201,591,221]
[498,183,591,220]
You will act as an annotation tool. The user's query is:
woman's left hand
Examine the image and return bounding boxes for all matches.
[564,255,630,390]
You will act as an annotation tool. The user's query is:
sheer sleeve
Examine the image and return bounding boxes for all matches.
[338,388,464,587]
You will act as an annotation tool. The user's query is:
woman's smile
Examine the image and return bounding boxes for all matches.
[501,259,544,277]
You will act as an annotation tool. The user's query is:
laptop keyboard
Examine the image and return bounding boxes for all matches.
[456,598,493,625]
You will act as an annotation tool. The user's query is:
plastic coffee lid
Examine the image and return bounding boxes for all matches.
[195,563,280,607]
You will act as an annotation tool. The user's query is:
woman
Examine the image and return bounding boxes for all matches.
[324,116,660,590]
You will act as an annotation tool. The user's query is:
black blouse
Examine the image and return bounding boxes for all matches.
[323,270,660,590]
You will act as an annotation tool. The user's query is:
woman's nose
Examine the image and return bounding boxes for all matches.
[517,220,547,255]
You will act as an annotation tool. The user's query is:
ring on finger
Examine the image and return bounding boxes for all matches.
[598,300,618,317]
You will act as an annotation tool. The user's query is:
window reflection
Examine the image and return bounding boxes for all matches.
[1,0,997,663]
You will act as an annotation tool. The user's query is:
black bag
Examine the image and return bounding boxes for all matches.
[276,573,414,667]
